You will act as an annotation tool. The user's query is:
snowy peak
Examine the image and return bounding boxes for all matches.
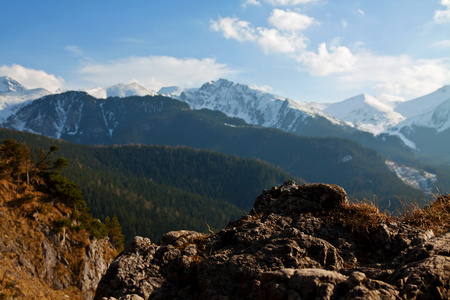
[0,76,27,94]
[176,78,349,137]
[0,76,51,114]
[158,86,186,98]
[85,82,158,99]
[324,94,406,134]
[395,97,450,133]
[394,85,450,118]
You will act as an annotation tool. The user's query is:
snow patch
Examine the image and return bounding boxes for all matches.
[342,155,353,163]
[85,82,157,99]
[385,160,437,192]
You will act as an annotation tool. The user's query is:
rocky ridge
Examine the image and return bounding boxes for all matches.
[95,181,450,300]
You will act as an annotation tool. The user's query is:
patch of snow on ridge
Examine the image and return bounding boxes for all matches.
[158,86,185,98]
[385,160,437,192]
[85,82,157,99]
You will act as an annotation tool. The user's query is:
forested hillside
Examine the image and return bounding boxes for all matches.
[0,128,295,240]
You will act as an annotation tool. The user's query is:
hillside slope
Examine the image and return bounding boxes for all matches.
[0,140,117,299]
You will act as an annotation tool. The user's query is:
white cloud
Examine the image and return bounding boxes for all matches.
[0,64,64,92]
[432,39,450,49]
[367,57,450,97]
[210,17,257,42]
[299,43,355,76]
[264,0,317,5]
[258,28,307,54]
[434,0,450,23]
[268,9,316,31]
[64,45,83,56]
[242,0,261,8]
[78,56,237,90]
[210,16,308,55]
[211,10,450,99]
[341,19,348,28]
[301,47,450,97]
[250,84,274,93]
[355,9,365,16]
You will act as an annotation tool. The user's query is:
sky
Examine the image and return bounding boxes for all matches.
[0,0,450,103]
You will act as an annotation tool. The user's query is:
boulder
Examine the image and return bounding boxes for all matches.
[95,181,449,300]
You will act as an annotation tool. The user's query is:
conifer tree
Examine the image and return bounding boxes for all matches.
[105,215,125,251]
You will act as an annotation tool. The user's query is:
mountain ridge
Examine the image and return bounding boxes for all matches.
[0,92,424,205]
[84,82,158,99]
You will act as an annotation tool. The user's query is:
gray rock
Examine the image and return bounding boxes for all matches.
[388,231,450,299]
[80,238,115,300]
[95,181,450,300]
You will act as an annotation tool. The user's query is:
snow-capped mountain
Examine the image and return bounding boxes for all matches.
[84,82,158,99]
[396,97,450,133]
[0,76,50,109]
[0,91,180,140]
[386,87,450,163]
[0,76,51,122]
[158,86,186,98]
[324,94,406,135]
[394,85,450,118]
[174,79,350,134]
[167,79,415,166]
[0,76,27,94]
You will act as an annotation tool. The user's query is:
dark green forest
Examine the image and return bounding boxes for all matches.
[0,128,295,241]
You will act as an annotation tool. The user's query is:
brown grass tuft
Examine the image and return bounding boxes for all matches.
[323,193,450,237]
[401,194,450,236]
[323,199,393,234]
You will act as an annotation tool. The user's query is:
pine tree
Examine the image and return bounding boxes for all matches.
[105,215,125,251]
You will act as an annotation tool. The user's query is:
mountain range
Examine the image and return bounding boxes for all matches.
[2,75,448,160]
[164,79,450,165]
[0,75,448,195]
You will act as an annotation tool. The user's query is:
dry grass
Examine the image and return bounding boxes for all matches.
[323,199,393,234]
[400,194,450,235]
[324,193,450,237]
[0,178,117,299]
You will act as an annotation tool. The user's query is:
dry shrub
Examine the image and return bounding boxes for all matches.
[401,193,450,236]
[326,193,450,237]
[324,199,393,234]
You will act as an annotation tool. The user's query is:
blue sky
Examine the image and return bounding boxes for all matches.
[1,0,450,102]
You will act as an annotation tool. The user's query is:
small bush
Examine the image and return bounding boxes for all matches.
[53,217,72,233]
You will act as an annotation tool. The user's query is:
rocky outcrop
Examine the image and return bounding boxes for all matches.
[95,181,450,300]
[0,200,116,299]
